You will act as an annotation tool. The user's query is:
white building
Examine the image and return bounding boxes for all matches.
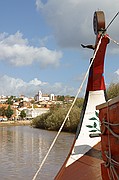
[34,90,54,102]
[24,108,49,119]
[19,95,29,102]
[0,95,8,104]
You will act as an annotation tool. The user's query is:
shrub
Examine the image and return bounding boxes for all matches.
[32,102,82,133]
[32,111,51,129]
[107,83,119,99]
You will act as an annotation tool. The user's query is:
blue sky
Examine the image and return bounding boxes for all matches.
[0,0,119,97]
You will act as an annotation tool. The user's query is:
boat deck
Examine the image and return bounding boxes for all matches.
[56,142,103,180]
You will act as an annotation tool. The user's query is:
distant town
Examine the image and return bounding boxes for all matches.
[0,90,74,121]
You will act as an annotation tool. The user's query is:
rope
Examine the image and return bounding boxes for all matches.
[110,166,116,180]
[107,35,119,46]
[102,100,119,180]
[106,101,112,179]
[102,121,119,126]
[102,122,119,138]
[106,154,119,166]
[32,34,104,180]
[105,101,119,179]
[111,166,119,179]
[105,153,119,179]
[105,12,119,31]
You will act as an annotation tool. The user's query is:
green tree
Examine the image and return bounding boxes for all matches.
[32,103,81,133]
[20,110,26,119]
[57,95,65,101]
[75,98,84,108]
[5,105,14,119]
[6,96,13,105]
[107,83,119,99]
[0,106,6,117]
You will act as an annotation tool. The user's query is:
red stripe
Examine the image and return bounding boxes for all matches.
[87,35,109,91]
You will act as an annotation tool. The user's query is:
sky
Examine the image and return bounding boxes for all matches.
[0,0,119,97]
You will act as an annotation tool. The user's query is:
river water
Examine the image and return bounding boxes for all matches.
[0,126,74,180]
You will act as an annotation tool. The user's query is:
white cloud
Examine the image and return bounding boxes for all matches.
[115,69,119,76]
[106,69,119,84]
[50,82,77,95]
[29,78,48,86]
[0,75,77,97]
[36,0,44,10]
[36,0,119,53]
[115,70,119,82]
[38,36,51,47]
[0,31,28,45]
[0,31,62,67]
[0,75,26,96]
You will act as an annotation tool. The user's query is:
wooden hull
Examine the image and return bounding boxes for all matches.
[97,96,119,179]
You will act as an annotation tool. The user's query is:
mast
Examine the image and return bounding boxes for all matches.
[55,11,110,179]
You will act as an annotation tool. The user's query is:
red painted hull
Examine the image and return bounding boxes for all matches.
[97,96,119,179]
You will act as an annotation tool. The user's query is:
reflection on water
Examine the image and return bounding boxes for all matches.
[0,126,74,180]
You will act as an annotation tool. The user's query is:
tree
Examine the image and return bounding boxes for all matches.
[5,105,14,119]
[75,98,84,108]
[57,95,65,101]
[107,83,119,99]
[32,103,82,132]
[0,106,6,117]
[20,110,26,119]
[6,96,13,105]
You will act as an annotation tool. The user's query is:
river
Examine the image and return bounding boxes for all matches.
[0,126,74,180]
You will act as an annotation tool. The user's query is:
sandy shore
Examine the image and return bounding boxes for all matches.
[0,120,32,127]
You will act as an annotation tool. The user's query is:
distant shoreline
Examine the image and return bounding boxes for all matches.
[0,120,32,127]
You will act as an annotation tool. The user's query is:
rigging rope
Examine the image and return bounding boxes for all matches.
[105,153,119,179]
[105,100,119,179]
[32,35,103,180]
[106,101,113,179]
[105,12,119,31]
[111,166,119,179]
[102,121,119,138]
[107,35,119,46]
[102,121,119,126]
[106,154,119,166]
